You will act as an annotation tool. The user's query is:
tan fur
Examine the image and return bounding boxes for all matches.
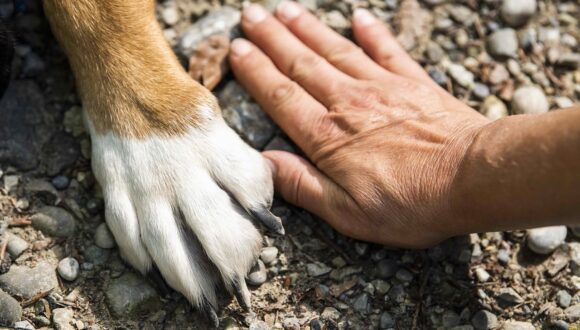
[43,0,218,138]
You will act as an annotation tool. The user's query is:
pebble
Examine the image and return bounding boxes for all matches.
[105,272,161,317]
[3,175,19,191]
[320,307,341,321]
[471,310,498,330]
[329,266,362,282]
[512,86,549,115]
[282,317,300,330]
[94,223,116,249]
[352,293,370,313]
[388,284,406,303]
[501,321,535,330]
[501,0,537,27]
[487,29,518,58]
[442,310,461,328]
[488,64,510,85]
[24,179,59,205]
[556,53,580,70]
[379,311,395,329]
[0,262,58,299]
[21,52,45,77]
[568,242,580,276]
[13,320,35,330]
[6,234,28,259]
[249,320,269,330]
[51,175,70,190]
[160,4,179,26]
[178,7,240,57]
[259,246,278,264]
[428,68,449,86]
[448,64,475,88]
[472,83,490,100]
[57,257,79,281]
[31,206,76,237]
[83,245,110,266]
[527,226,567,254]
[474,268,491,282]
[480,96,508,121]
[377,259,398,279]
[554,96,574,109]
[247,260,267,286]
[52,308,74,330]
[556,290,571,308]
[395,268,413,282]
[0,289,22,326]
[565,304,580,320]
[307,262,332,277]
[497,288,524,305]
[497,249,511,265]
[426,42,445,63]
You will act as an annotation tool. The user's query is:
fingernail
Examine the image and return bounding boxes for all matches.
[244,4,268,23]
[277,1,301,22]
[230,38,252,57]
[353,8,375,27]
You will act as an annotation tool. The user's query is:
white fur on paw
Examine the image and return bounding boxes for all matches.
[87,115,277,311]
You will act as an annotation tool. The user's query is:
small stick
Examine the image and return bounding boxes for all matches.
[21,289,53,307]
[9,219,31,227]
[0,238,7,260]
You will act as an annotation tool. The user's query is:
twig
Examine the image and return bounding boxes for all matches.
[0,238,7,260]
[21,289,53,307]
[9,219,31,227]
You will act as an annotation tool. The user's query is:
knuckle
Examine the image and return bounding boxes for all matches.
[326,43,364,66]
[376,47,396,68]
[270,81,300,108]
[288,53,323,80]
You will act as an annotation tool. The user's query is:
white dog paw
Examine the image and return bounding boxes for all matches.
[88,116,283,324]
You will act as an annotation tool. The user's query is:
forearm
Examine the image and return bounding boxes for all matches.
[451,107,580,235]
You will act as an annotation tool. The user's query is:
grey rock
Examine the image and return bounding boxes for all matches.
[474,268,491,283]
[83,245,110,266]
[24,179,58,205]
[57,257,79,281]
[497,249,510,265]
[395,269,413,282]
[179,7,240,57]
[352,293,370,313]
[497,288,524,305]
[377,259,398,279]
[51,176,70,190]
[3,175,19,192]
[428,68,449,86]
[247,260,267,286]
[450,326,474,330]
[512,86,549,115]
[501,0,537,27]
[501,321,534,330]
[519,28,537,50]
[388,284,406,303]
[282,317,300,330]
[307,262,332,277]
[426,42,445,64]
[0,289,22,326]
[570,242,580,276]
[21,52,45,77]
[539,28,560,46]
[472,310,498,330]
[527,226,567,254]
[487,29,518,58]
[556,290,572,308]
[44,132,81,176]
[105,272,161,318]
[566,304,580,320]
[52,308,74,330]
[219,81,276,149]
[13,320,35,330]
[447,64,474,88]
[320,307,341,321]
[442,310,461,328]
[379,311,395,329]
[472,83,490,100]
[6,234,28,259]
[556,53,580,70]
[545,320,569,330]
[330,265,362,281]
[160,4,179,26]
[33,316,50,327]
[94,223,116,249]
[249,320,269,330]
[259,246,278,264]
[31,206,76,237]
[0,262,58,299]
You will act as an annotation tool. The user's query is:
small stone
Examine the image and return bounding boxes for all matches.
[329,266,362,282]
[512,86,549,115]
[247,260,267,286]
[0,289,22,326]
[31,206,76,237]
[472,83,490,100]
[52,308,74,330]
[501,0,537,27]
[105,272,161,318]
[24,179,59,205]
[34,315,50,327]
[545,320,569,330]
[249,320,269,330]
[21,52,45,77]
[487,29,518,58]
[307,263,332,277]
[354,242,369,256]
[282,317,300,330]
[0,262,58,299]
[448,64,475,88]
[442,310,461,328]
[352,293,370,313]
[480,96,508,121]
[388,284,406,303]
[62,106,85,137]
[539,28,560,46]
[6,234,28,259]
[556,290,571,308]
[565,304,580,320]
[373,280,391,295]
[178,7,240,57]
[474,268,491,283]
[472,310,498,330]
[527,226,567,254]
[501,321,535,330]
[259,246,278,264]
[3,175,19,191]
[160,4,179,26]
[321,307,341,321]
[426,42,445,64]
[497,249,510,265]
[377,259,398,279]
[51,176,69,190]
[488,64,510,85]
[83,245,110,266]
[497,288,524,305]
[554,97,574,109]
[13,320,35,330]
[94,223,116,249]
[57,257,79,281]
[428,68,449,86]
[556,53,580,70]
[379,311,395,329]
[395,269,413,282]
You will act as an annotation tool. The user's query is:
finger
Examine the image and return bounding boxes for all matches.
[352,9,438,88]
[275,1,393,81]
[262,151,357,236]
[230,38,332,157]
[241,4,352,106]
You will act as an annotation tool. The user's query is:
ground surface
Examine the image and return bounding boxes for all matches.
[0,0,579,329]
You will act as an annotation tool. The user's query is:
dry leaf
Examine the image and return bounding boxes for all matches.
[188,34,230,91]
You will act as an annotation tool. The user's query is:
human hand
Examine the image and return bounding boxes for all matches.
[229,2,491,248]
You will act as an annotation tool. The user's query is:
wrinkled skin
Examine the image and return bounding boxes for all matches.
[229,3,491,248]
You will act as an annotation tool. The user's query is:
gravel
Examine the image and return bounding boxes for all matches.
[52,308,74,330]
[94,223,116,249]
[13,320,35,330]
[472,310,498,330]
[447,63,475,88]
[57,257,80,281]
[247,260,267,286]
[487,28,518,58]
[474,268,491,282]
[0,289,22,326]
[306,262,332,277]
[565,304,580,320]
[31,206,76,237]
[501,0,537,27]
[501,320,535,330]
[512,86,549,115]
[376,259,398,279]
[105,272,161,318]
[352,292,370,313]
[0,262,58,299]
[556,290,572,308]
[259,246,278,264]
[83,245,110,266]
[6,234,28,259]
[527,226,567,254]
[480,96,508,121]
[379,311,395,329]
[497,288,524,305]
[320,307,341,321]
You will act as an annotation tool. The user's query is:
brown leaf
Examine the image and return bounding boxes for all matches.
[188,34,230,91]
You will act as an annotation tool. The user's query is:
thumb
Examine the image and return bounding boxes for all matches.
[262,150,340,222]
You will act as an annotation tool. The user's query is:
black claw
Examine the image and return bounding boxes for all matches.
[232,277,251,312]
[147,266,172,298]
[203,300,220,328]
[249,208,285,235]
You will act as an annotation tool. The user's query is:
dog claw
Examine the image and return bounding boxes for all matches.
[147,266,171,298]
[203,300,220,328]
[250,208,285,235]
[233,276,251,312]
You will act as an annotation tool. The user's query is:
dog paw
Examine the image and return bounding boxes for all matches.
[88,113,283,325]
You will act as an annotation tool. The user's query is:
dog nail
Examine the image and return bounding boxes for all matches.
[203,300,220,328]
[231,39,252,57]
[233,276,252,312]
[277,1,301,22]
[353,9,375,27]
[244,4,267,24]
[250,207,285,235]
